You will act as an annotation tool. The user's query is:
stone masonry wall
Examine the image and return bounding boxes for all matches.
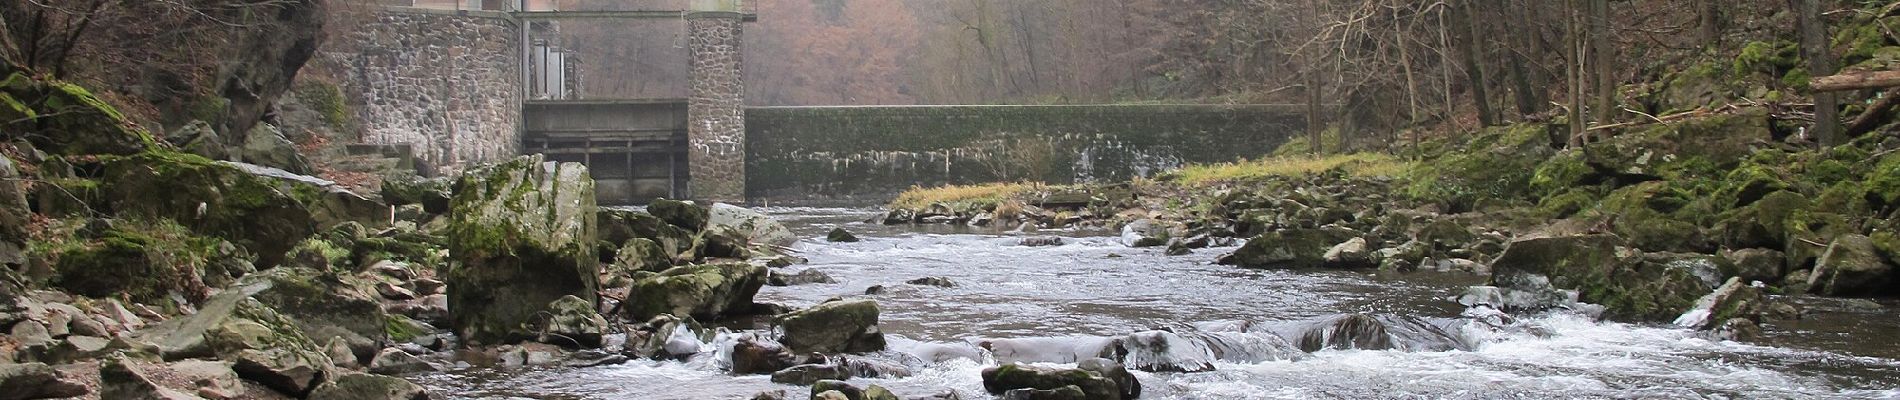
[317,8,523,170]
[686,13,747,202]
[746,105,1308,203]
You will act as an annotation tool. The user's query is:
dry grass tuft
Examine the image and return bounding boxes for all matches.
[1172,153,1411,184]
[889,182,1041,210]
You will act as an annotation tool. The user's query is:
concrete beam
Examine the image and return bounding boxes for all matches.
[510,10,757,21]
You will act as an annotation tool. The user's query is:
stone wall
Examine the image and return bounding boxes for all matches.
[745,105,1308,203]
[316,7,523,170]
[686,12,747,202]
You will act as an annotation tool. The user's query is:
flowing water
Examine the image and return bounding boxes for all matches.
[416,208,1900,399]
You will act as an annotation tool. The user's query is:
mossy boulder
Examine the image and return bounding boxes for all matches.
[1489,235,1713,322]
[622,263,765,321]
[1584,110,1765,181]
[209,298,336,396]
[708,203,798,247]
[980,363,1123,400]
[1713,190,1810,250]
[1217,228,1358,269]
[598,208,693,261]
[307,372,427,400]
[102,152,322,268]
[0,156,29,267]
[49,219,220,305]
[1403,123,1556,210]
[251,267,389,364]
[1807,234,1895,297]
[1867,152,1900,210]
[648,199,708,232]
[238,123,314,175]
[776,299,886,354]
[537,295,607,348]
[0,73,154,155]
[613,238,672,275]
[1595,182,1708,253]
[445,155,599,346]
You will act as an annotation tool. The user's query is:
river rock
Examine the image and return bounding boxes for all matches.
[1296,314,1393,352]
[811,380,864,399]
[649,199,709,232]
[709,203,798,247]
[1321,237,1374,268]
[1119,219,1170,248]
[1218,229,1357,269]
[0,362,90,400]
[771,363,852,385]
[446,155,599,345]
[1489,235,1710,321]
[380,173,452,214]
[730,336,800,375]
[615,238,673,275]
[1674,277,1764,330]
[368,348,436,375]
[980,363,1122,400]
[778,299,886,354]
[1118,330,1215,373]
[538,295,607,347]
[623,263,765,320]
[101,355,202,400]
[1022,236,1065,247]
[598,208,693,260]
[828,228,861,243]
[307,373,428,400]
[1808,234,1894,297]
[862,385,902,400]
[770,269,837,286]
[251,267,389,364]
[1077,358,1140,399]
[0,155,26,268]
[206,299,335,396]
[628,314,709,359]
[1721,248,1785,284]
[906,276,956,288]
[695,225,755,260]
[814,391,852,400]
[1003,386,1088,400]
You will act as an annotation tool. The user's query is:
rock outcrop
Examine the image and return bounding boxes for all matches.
[445,155,599,345]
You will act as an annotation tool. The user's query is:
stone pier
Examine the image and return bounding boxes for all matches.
[685,0,747,202]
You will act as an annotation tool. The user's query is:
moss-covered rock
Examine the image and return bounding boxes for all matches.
[980,363,1122,400]
[598,208,693,262]
[251,267,389,364]
[49,219,219,305]
[0,73,154,155]
[445,155,599,346]
[1595,182,1708,253]
[536,295,606,348]
[648,199,708,232]
[1807,234,1895,297]
[708,203,798,247]
[1866,152,1900,210]
[1490,235,1713,322]
[622,263,764,321]
[613,238,672,276]
[1403,123,1556,211]
[0,155,27,267]
[380,174,451,215]
[777,299,885,354]
[102,151,322,268]
[206,298,335,397]
[1217,228,1357,269]
[307,372,427,400]
[1713,190,1810,250]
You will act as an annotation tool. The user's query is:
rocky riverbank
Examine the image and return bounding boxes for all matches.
[882,110,1900,343]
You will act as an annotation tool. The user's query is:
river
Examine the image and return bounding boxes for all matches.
[414,207,1900,399]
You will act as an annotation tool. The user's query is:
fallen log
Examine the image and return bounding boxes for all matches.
[1811,69,1900,92]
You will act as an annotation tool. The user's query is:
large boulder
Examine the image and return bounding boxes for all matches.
[621,263,765,321]
[539,295,608,348]
[0,362,89,400]
[380,174,452,214]
[1808,234,1895,297]
[0,155,26,268]
[48,219,222,305]
[102,152,321,268]
[237,123,313,175]
[708,203,797,247]
[980,363,1123,400]
[1218,229,1358,269]
[0,72,154,155]
[1674,277,1765,330]
[777,299,886,354]
[648,199,708,232]
[1490,235,1711,321]
[598,208,694,261]
[446,155,599,345]
[208,299,336,396]
[613,238,673,275]
[250,268,389,363]
[307,373,428,400]
[100,355,201,400]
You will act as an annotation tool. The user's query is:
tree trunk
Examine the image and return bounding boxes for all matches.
[1810,69,1900,92]
[1699,0,1723,45]
[1590,0,1615,127]
[1566,0,1586,147]
[1502,2,1542,117]
[1796,0,1842,146]
[1308,73,1323,155]
[1457,0,1496,126]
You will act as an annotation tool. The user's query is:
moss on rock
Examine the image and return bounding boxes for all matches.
[50,219,219,306]
[622,263,765,321]
[445,155,600,346]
